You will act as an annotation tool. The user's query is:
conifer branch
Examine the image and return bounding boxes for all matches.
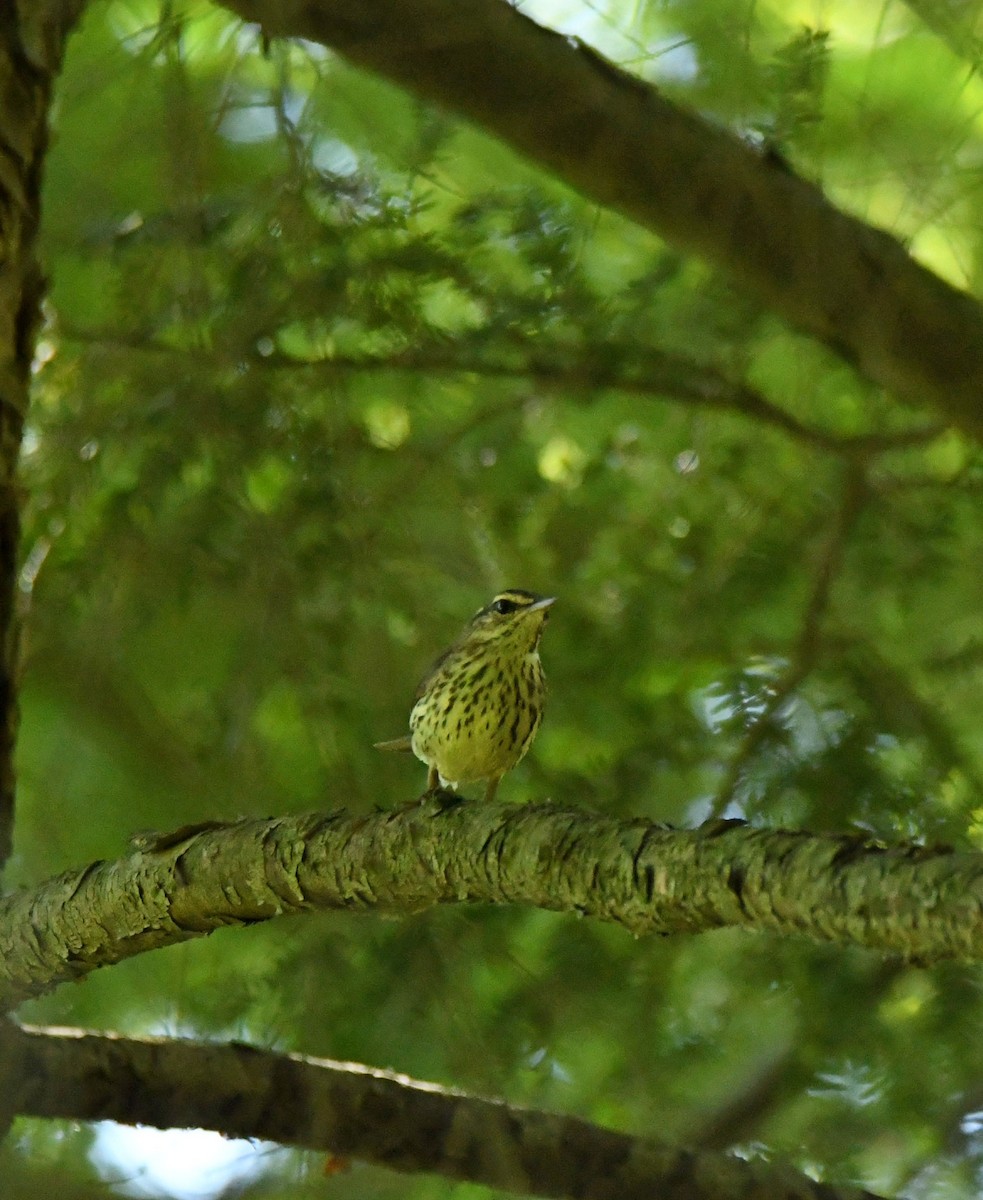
[216,0,983,437]
[5,1021,884,1200]
[3,799,983,1012]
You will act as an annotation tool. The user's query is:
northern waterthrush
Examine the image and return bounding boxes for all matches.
[376,589,555,802]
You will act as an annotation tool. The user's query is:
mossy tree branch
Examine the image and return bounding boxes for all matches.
[3,798,983,1011]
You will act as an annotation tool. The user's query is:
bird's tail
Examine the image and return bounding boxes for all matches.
[374,736,414,753]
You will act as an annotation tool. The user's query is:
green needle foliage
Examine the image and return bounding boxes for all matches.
[9,0,983,1197]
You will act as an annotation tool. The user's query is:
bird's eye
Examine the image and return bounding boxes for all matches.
[492,598,517,615]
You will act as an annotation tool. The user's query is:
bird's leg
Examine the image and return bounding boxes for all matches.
[483,776,501,804]
[405,765,446,811]
[422,767,462,812]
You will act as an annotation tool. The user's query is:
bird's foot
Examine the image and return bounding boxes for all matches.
[426,785,464,813]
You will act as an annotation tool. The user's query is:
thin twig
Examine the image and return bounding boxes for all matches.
[710,465,868,816]
[56,325,941,456]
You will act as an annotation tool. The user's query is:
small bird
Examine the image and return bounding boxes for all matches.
[375,589,555,803]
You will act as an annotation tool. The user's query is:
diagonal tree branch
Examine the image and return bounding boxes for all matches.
[214,0,983,438]
[899,0,983,64]
[3,798,983,1011]
[5,1021,883,1200]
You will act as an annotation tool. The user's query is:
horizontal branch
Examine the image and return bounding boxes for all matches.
[56,324,942,456]
[8,1022,881,1200]
[2,799,983,1010]
[216,0,983,436]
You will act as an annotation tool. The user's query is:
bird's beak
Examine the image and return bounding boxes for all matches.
[528,596,557,613]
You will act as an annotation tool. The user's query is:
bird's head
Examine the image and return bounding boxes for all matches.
[465,589,556,653]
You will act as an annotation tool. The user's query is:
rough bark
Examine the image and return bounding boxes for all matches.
[216,0,983,438]
[2,799,982,1010]
[0,0,86,871]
